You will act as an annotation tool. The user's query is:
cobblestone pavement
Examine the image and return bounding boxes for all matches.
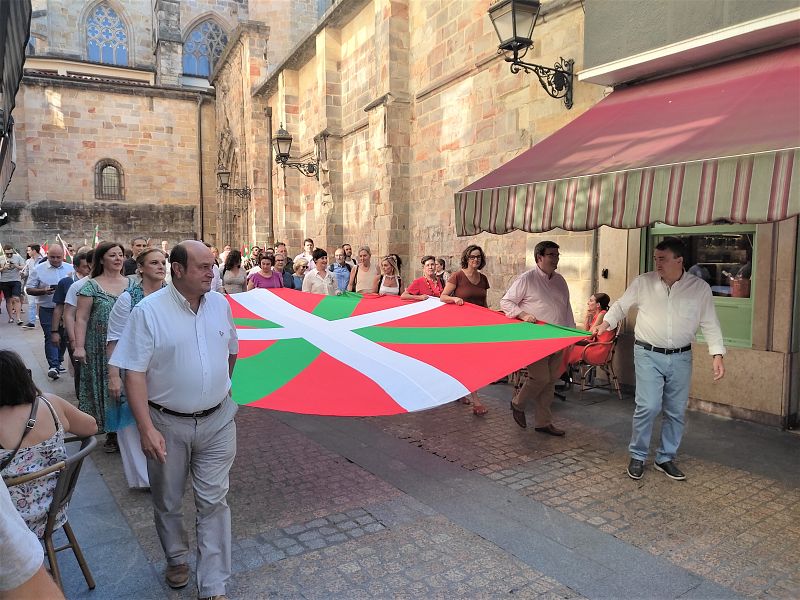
[4,319,799,599]
[372,388,800,599]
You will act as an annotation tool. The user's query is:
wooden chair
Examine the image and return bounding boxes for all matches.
[4,435,98,591]
[569,327,623,400]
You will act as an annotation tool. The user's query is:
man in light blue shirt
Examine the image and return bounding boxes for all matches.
[25,244,73,379]
[328,247,352,291]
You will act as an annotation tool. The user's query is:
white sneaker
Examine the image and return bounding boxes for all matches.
[47,367,59,380]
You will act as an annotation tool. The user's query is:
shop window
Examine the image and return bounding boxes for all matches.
[649,224,755,347]
[86,3,129,66]
[183,20,228,78]
[94,160,124,200]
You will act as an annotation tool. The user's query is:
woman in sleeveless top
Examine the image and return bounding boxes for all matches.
[441,244,491,416]
[373,255,402,296]
[221,250,246,294]
[106,249,167,489]
[348,246,381,294]
[0,350,97,537]
[73,242,129,452]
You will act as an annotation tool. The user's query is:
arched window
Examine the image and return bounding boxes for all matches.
[183,20,228,77]
[86,3,129,66]
[94,160,124,200]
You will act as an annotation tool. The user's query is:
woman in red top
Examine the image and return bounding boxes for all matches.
[440,245,491,415]
[402,255,460,302]
[564,293,613,368]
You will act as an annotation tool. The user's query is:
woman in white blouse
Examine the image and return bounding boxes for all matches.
[105,248,167,489]
[302,249,339,296]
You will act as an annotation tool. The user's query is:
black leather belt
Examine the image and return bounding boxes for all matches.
[148,400,222,418]
[635,341,692,355]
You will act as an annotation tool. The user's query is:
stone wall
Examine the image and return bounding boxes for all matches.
[258,0,604,316]
[2,78,213,246]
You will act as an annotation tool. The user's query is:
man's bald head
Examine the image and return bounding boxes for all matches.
[47,244,64,268]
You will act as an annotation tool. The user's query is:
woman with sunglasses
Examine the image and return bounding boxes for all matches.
[440,244,491,415]
[292,259,309,289]
[372,255,402,296]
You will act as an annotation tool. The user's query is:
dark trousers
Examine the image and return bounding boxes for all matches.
[39,307,66,369]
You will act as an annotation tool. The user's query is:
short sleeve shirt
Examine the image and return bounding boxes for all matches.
[448,270,490,307]
[407,276,443,298]
[52,275,76,306]
[109,285,239,412]
[0,254,24,283]
[0,480,43,591]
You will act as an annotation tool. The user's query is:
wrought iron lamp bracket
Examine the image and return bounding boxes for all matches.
[501,50,574,109]
[280,160,319,179]
[224,186,251,198]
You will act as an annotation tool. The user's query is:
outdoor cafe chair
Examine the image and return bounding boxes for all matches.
[3,434,97,591]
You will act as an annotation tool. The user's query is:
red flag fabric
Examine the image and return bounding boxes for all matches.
[228,289,589,416]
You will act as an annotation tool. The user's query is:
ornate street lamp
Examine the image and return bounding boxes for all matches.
[216,164,251,198]
[272,124,319,179]
[488,0,574,109]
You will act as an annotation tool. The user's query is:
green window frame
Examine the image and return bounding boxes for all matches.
[647,223,756,348]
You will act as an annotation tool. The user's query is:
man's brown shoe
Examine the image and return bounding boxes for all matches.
[510,402,527,428]
[534,424,565,436]
[165,563,190,589]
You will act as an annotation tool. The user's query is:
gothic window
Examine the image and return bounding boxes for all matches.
[183,20,228,77]
[94,160,124,200]
[86,3,129,65]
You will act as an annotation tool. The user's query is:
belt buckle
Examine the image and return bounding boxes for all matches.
[191,409,204,417]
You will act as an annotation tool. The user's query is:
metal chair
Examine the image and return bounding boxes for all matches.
[4,435,97,591]
[570,327,623,400]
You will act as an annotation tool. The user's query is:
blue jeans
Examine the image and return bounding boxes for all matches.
[629,344,692,463]
[27,295,36,323]
[39,307,66,369]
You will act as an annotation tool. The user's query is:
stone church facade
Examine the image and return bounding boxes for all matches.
[2,0,322,249]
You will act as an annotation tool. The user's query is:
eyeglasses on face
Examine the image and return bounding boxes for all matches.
[468,254,482,260]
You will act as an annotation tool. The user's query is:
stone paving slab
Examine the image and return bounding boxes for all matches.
[368,387,800,599]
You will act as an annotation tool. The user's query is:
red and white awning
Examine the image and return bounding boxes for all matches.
[455,45,800,236]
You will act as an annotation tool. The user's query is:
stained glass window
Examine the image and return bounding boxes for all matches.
[183,20,228,77]
[86,3,128,65]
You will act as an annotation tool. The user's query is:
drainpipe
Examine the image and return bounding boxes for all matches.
[265,106,274,245]
[196,95,206,241]
[590,228,599,295]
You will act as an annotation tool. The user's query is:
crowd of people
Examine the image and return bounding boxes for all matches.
[0,233,727,600]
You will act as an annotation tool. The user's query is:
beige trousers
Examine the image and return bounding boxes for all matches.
[512,350,564,428]
[147,396,238,598]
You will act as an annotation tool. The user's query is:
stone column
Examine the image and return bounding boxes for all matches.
[154,0,182,87]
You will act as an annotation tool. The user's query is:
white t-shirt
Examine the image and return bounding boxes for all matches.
[65,275,90,307]
[0,480,43,591]
[109,285,239,413]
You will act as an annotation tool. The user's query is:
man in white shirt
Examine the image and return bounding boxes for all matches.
[0,480,64,599]
[25,244,74,379]
[501,241,575,436]
[294,238,315,263]
[342,243,356,268]
[21,244,42,328]
[110,241,239,599]
[596,237,725,482]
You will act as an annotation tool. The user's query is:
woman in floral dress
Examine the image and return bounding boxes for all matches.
[73,242,128,452]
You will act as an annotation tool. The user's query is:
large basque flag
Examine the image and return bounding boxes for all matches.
[228,289,589,416]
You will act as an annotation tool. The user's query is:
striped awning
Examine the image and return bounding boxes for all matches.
[455,45,800,236]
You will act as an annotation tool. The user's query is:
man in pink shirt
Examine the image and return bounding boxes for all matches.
[501,241,575,435]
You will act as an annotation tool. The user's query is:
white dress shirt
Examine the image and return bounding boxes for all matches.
[26,262,74,308]
[603,270,726,356]
[302,268,338,295]
[500,265,576,328]
[109,285,239,413]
